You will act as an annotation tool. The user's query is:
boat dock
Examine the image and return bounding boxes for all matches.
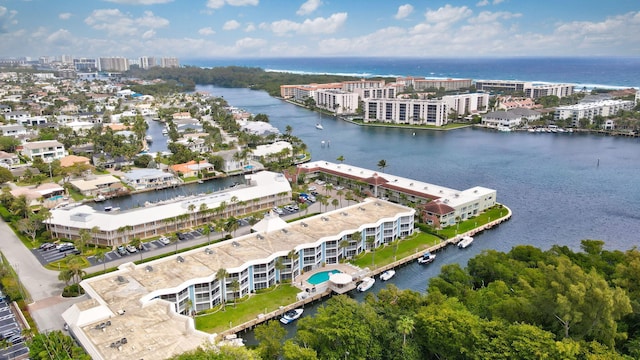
[214,205,512,339]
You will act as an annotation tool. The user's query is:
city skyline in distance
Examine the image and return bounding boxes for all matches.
[0,0,639,59]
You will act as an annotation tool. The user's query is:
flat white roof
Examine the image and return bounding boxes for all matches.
[48,171,291,231]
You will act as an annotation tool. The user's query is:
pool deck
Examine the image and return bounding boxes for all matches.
[293,264,368,292]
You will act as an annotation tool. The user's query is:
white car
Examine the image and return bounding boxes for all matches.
[308,186,317,192]
[314,180,325,185]
[335,185,344,190]
[126,245,138,253]
[159,236,171,245]
[273,207,284,215]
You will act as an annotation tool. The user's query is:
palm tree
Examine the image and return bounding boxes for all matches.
[366,235,376,267]
[91,226,101,246]
[351,231,362,254]
[199,203,209,225]
[396,315,415,346]
[336,189,344,207]
[331,198,339,210]
[77,229,91,256]
[377,159,387,172]
[339,239,350,259]
[275,258,285,283]
[188,204,196,227]
[95,249,108,274]
[216,268,229,311]
[230,280,240,308]
[202,224,211,245]
[225,216,239,237]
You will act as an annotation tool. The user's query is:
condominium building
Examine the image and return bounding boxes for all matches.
[98,57,129,72]
[315,89,359,115]
[45,171,292,246]
[363,98,449,126]
[397,77,473,92]
[475,80,574,99]
[62,197,414,360]
[442,93,490,116]
[160,57,180,68]
[73,58,97,72]
[554,99,634,126]
[139,56,157,69]
[296,161,497,228]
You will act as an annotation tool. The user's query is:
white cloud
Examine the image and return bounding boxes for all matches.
[59,12,72,20]
[0,6,18,33]
[206,0,258,9]
[269,12,347,36]
[297,0,322,16]
[199,27,215,35]
[235,37,266,49]
[46,29,74,47]
[84,9,169,37]
[468,11,521,24]
[223,20,240,30]
[476,0,489,6]
[395,4,413,20]
[104,0,174,4]
[142,29,156,39]
[245,23,256,32]
[425,5,472,25]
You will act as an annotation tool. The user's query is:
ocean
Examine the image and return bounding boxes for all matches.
[184,57,640,90]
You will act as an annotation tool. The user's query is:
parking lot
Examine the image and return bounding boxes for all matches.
[31,243,81,266]
[0,297,29,359]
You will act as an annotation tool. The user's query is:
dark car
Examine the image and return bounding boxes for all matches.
[176,232,186,240]
[58,244,76,252]
[39,242,56,250]
[117,246,128,256]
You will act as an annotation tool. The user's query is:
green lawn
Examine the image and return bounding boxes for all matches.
[351,232,442,269]
[438,205,508,239]
[195,284,300,334]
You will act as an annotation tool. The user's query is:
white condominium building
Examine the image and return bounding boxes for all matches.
[554,99,634,126]
[363,93,489,126]
[475,80,575,99]
[45,171,292,246]
[315,89,359,115]
[62,198,415,360]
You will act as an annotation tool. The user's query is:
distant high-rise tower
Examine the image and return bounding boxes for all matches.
[98,57,129,72]
[139,56,157,69]
[160,57,179,68]
[73,58,97,71]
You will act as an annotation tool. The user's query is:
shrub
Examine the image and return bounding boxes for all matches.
[62,284,84,297]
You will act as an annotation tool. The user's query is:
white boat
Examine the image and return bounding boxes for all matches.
[162,128,168,135]
[497,126,512,132]
[357,277,375,292]
[316,123,324,130]
[458,236,474,249]
[417,252,436,265]
[94,194,106,202]
[145,135,153,143]
[280,308,304,324]
[380,270,396,281]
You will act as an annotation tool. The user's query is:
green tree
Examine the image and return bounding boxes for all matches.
[216,268,229,311]
[377,159,387,172]
[255,320,286,359]
[28,330,91,360]
[230,279,240,308]
[0,167,13,184]
[396,315,415,347]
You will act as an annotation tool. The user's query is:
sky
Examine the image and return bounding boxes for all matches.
[1,0,639,60]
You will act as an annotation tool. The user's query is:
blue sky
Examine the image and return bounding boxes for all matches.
[1,0,639,59]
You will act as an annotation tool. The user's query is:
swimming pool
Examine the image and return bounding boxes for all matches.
[307,270,341,285]
[48,195,64,201]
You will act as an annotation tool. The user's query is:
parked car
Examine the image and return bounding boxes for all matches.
[308,186,317,192]
[314,180,325,185]
[117,246,128,256]
[39,242,56,250]
[335,185,345,190]
[58,244,75,252]
[273,207,284,215]
[176,232,186,240]
[126,245,138,253]
[159,236,171,245]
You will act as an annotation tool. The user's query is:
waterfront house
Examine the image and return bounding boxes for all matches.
[122,169,180,191]
[169,160,215,178]
[69,175,125,197]
[481,110,525,129]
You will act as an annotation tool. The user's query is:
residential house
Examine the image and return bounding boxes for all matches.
[122,168,180,190]
[0,151,20,169]
[69,175,125,197]
[216,149,246,174]
[92,153,133,169]
[0,124,28,138]
[169,160,215,178]
[19,140,66,161]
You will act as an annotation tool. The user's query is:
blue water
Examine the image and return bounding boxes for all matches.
[185,57,640,89]
[307,270,341,285]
